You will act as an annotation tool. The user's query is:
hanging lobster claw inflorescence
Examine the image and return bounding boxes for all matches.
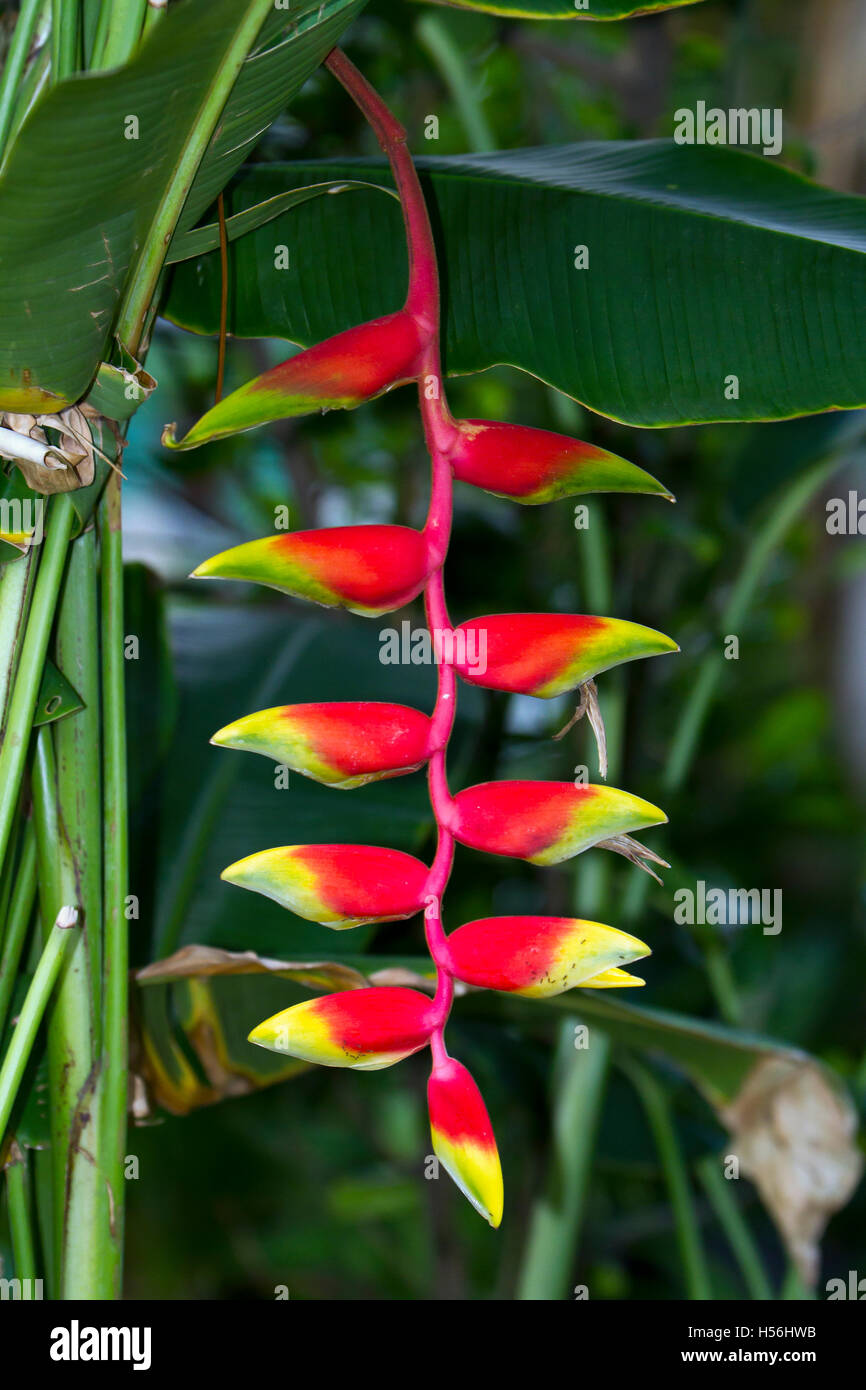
[171,48,677,1228]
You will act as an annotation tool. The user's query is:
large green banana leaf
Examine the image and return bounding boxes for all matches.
[164,145,866,426]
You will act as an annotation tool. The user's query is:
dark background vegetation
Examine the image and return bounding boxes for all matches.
[114,0,865,1298]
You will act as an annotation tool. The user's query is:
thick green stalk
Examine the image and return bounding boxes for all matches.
[697,1154,772,1299]
[42,530,114,1299]
[54,529,103,1035]
[0,550,35,731]
[0,905,78,1145]
[91,0,148,70]
[516,1032,611,1300]
[114,0,273,352]
[50,0,79,82]
[96,473,129,1296]
[32,721,111,1298]
[0,495,74,879]
[0,0,43,156]
[625,1060,712,1300]
[0,823,37,1041]
[6,1144,38,1283]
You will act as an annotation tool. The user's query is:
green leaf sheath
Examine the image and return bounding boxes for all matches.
[165,145,866,425]
[97,474,130,1297]
[0,912,77,1149]
[0,498,75,878]
[0,824,37,1043]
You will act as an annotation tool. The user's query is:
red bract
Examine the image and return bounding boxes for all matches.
[164,310,426,450]
[212,701,433,788]
[446,915,651,996]
[450,780,666,865]
[249,987,436,1069]
[192,524,434,616]
[428,1058,503,1227]
[221,844,430,928]
[450,420,671,504]
[453,612,677,697]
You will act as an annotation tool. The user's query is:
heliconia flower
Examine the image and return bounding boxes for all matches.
[449,780,666,866]
[248,987,435,1069]
[428,1058,503,1227]
[162,310,427,450]
[453,613,678,698]
[221,844,430,928]
[449,420,672,505]
[212,701,433,788]
[445,916,651,997]
[191,525,433,616]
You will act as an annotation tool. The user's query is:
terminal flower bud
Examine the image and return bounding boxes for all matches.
[249,987,435,1069]
[453,613,678,698]
[212,702,433,788]
[428,1058,503,1227]
[191,525,433,616]
[446,916,651,997]
[450,780,666,866]
[450,420,671,504]
[221,844,429,928]
[163,310,427,450]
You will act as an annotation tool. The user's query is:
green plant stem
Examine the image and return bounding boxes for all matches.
[626,1059,712,1300]
[516,1031,611,1300]
[91,0,148,70]
[50,0,78,83]
[6,1144,38,1282]
[0,549,35,732]
[42,529,114,1299]
[703,938,743,1028]
[32,1147,55,1298]
[0,0,43,156]
[32,720,110,1298]
[97,473,129,1296]
[54,528,103,1036]
[0,823,37,1042]
[697,1154,772,1299]
[114,0,273,352]
[416,13,495,154]
[0,907,78,1146]
[0,495,74,880]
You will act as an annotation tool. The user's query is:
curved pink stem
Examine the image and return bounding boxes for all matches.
[326,48,462,1072]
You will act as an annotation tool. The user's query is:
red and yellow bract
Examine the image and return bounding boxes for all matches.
[450,419,671,505]
[163,310,426,449]
[249,987,435,1069]
[212,701,433,788]
[192,524,434,616]
[454,612,677,698]
[450,780,666,865]
[428,1058,503,1227]
[446,915,650,996]
[221,843,430,928]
